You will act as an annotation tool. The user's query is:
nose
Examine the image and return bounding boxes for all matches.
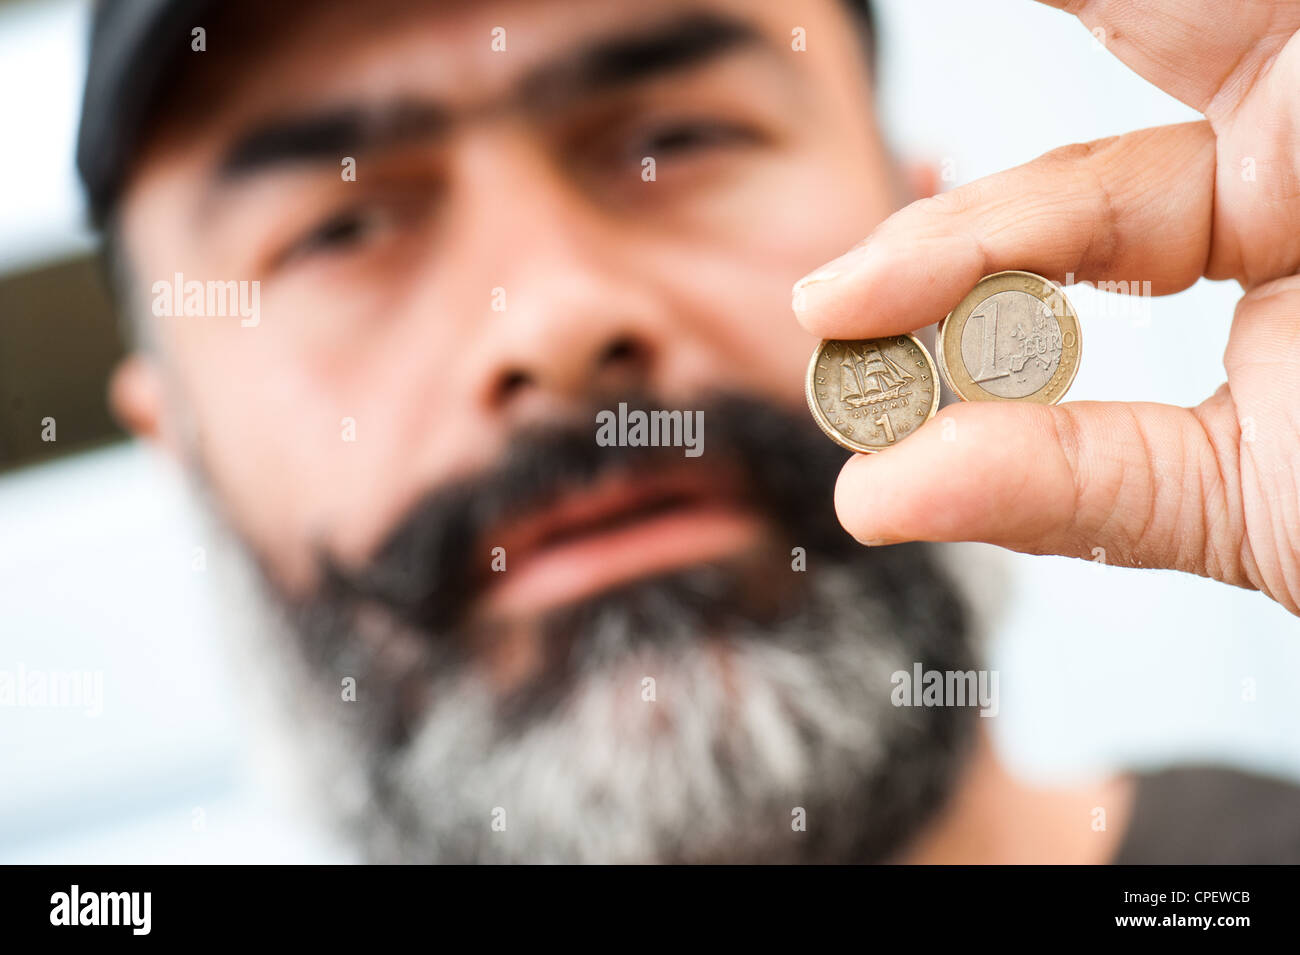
[454,140,668,422]
[492,331,653,408]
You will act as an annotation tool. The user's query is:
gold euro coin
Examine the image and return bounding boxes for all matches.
[806,334,940,454]
[936,270,1081,404]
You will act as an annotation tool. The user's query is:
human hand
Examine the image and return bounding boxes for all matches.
[792,0,1300,614]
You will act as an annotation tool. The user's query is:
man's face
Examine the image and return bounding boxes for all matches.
[121,0,897,594]
[115,0,971,863]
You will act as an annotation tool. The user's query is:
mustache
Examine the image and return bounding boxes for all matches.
[316,391,861,631]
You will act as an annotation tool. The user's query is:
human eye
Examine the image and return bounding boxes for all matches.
[624,116,763,162]
[279,203,401,266]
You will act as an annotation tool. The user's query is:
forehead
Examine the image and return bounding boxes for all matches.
[164,0,849,126]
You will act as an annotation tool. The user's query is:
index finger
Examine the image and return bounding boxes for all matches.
[792,122,1215,341]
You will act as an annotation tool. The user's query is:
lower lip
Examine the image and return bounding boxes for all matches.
[473,502,764,622]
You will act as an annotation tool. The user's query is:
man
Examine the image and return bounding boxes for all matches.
[77,0,1300,862]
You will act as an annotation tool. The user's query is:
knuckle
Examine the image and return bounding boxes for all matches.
[908,182,983,222]
[1045,403,1094,535]
[1041,135,1121,168]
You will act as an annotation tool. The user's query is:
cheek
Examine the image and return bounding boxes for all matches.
[658,156,898,408]
[682,279,819,409]
[174,305,501,591]
[166,333,344,586]
[742,151,898,273]
[161,315,427,589]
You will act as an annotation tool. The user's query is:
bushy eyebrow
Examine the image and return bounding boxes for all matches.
[219,102,450,178]
[214,11,767,181]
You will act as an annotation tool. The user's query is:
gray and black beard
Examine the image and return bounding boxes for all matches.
[240,392,977,864]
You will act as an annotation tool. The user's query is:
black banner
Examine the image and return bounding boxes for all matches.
[0,864,1288,941]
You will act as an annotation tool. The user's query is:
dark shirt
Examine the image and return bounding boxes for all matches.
[1112,766,1300,863]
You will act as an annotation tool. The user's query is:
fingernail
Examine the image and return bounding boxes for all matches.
[854,536,897,547]
[791,270,838,312]
[793,266,841,292]
[792,242,872,311]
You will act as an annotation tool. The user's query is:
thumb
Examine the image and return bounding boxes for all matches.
[834,396,1254,589]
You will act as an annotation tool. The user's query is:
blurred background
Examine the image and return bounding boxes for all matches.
[1,0,1297,863]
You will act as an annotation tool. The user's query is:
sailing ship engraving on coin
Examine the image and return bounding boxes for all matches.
[936,270,1081,404]
[806,334,940,453]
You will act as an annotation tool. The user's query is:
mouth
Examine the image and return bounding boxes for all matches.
[470,463,765,623]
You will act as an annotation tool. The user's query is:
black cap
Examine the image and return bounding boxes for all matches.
[76,0,216,226]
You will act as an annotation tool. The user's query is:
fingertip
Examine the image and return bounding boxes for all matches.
[832,413,953,545]
[833,450,895,544]
[791,246,874,335]
[791,290,866,338]
[831,402,1048,547]
[792,232,986,340]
